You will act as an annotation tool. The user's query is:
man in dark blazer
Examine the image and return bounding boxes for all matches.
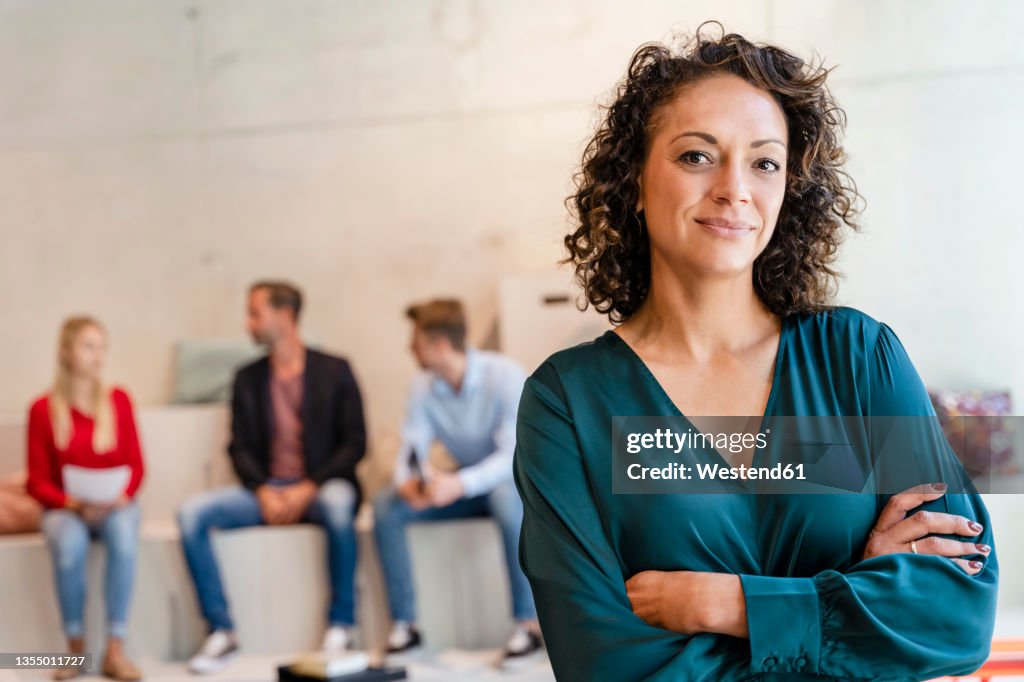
[177,281,367,674]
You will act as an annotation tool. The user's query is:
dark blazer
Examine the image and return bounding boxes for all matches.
[227,347,367,507]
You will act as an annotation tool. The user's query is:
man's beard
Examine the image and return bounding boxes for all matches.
[251,332,274,347]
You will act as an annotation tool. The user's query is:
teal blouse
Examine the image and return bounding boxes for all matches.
[513,307,998,682]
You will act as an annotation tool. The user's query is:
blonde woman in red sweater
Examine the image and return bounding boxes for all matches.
[26,317,145,681]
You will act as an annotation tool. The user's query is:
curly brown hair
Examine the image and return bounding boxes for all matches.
[563,22,862,322]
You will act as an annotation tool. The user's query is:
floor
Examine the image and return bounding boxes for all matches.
[7,651,1024,682]
[9,612,1024,682]
[0,648,555,682]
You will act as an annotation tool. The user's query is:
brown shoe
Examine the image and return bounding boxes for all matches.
[52,664,83,681]
[54,638,86,680]
[101,652,142,681]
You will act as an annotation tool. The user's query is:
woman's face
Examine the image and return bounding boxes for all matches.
[63,324,107,380]
[637,74,788,282]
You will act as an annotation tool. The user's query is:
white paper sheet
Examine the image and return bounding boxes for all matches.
[62,464,131,503]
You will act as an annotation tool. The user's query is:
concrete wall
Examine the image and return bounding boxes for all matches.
[1,0,1022,465]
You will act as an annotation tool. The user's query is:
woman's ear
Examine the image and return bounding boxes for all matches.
[635,175,644,212]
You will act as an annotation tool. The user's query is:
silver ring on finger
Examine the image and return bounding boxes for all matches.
[910,540,918,554]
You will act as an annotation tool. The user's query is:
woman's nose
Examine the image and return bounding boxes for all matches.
[711,162,752,205]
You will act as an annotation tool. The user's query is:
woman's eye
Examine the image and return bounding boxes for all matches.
[755,158,782,174]
[678,151,712,165]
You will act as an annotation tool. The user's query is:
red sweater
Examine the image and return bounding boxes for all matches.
[26,387,146,509]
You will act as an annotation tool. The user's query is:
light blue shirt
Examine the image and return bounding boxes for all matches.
[393,348,526,498]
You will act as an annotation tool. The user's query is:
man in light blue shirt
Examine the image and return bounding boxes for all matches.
[372,299,542,669]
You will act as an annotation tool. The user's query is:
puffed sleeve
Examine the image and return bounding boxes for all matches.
[26,397,67,509]
[739,322,998,678]
[515,363,758,682]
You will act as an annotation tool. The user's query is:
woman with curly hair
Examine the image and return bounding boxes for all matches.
[513,23,997,681]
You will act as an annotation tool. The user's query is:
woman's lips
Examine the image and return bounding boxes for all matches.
[695,218,755,237]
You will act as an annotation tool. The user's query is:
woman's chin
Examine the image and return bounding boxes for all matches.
[673,254,756,280]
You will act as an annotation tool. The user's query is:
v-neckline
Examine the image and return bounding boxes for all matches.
[605,316,789,465]
[70,404,94,420]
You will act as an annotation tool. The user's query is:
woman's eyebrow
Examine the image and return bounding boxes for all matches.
[672,131,717,144]
[671,130,787,150]
[751,137,787,150]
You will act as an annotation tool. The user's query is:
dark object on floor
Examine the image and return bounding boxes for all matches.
[278,664,406,682]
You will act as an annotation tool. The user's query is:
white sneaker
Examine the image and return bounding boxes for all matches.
[188,630,239,675]
[321,625,353,654]
[500,626,544,671]
[386,621,422,654]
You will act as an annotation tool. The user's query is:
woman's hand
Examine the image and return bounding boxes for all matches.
[65,495,111,523]
[863,483,990,574]
[626,570,748,638]
[79,502,115,524]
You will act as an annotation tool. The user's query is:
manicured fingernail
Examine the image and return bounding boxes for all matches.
[969,560,984,569]
[931,483,947,492]
[976,544,991,554]
[969,521,984,533]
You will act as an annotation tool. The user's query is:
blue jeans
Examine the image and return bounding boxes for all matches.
[41,502,141,639]
[372,480,536,622]
[176,479,358,631]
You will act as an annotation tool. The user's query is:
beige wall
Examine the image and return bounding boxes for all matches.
[2,0,1022,454]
